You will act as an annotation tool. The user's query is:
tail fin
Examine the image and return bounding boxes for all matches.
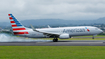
[8,14,29,35]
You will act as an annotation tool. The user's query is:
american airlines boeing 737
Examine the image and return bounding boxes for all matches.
[8,14,103,42]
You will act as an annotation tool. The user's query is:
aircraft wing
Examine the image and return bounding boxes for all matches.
[37,31,60,37]
[30,25,60,37]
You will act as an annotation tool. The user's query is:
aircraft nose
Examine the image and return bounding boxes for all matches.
[100,30,103,33]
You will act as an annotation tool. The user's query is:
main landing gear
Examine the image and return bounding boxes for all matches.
[53,38,58,42]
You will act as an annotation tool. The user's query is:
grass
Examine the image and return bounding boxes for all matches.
[0,46,105,59]
[59,38,105,40]
[76,35,105,37]
[31,38,105,40]
[26,35,105,40]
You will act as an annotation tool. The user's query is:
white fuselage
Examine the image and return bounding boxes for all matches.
[19,26,103,38]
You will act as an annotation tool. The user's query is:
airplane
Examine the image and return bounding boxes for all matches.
[8,14,103,42]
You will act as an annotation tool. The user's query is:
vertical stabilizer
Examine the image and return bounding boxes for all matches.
[8,14,29,35]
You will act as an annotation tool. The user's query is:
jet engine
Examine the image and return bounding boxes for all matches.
[59,34,69,39]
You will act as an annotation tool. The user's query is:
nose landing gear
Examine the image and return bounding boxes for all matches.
[92,35,97,39]
[92,36,94,39]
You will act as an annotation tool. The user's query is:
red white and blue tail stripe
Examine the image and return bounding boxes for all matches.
[8,14,29,35]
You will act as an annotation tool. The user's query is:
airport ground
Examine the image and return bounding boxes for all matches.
[1,35,105,59]
[1,37,105,46]
[0,46,105,59]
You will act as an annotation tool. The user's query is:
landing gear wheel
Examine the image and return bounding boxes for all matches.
[92,37,94,39]
[53,39,58,42]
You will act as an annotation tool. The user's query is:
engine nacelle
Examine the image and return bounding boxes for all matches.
[59,34,70,39]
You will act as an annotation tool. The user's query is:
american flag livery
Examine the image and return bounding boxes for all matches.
[8,14,29,35]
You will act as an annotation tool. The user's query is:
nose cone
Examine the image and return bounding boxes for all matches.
[99,29,103,33]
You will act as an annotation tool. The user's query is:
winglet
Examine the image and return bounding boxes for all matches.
[30,24,39,32]
[48,25,51,28]
[30,24,35,30]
